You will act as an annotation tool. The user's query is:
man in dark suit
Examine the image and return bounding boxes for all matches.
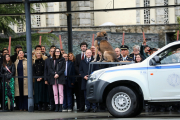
[79,49,99,112]
[62,53,75,112]
[114,47,121,61]
[119,45,133,61]
[44,47,55,111]
[75,42,88,111]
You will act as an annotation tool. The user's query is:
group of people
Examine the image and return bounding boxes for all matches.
[0,39,159,112]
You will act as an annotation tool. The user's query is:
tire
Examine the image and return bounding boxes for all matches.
[131,93,143,117]
[106,86,140,118]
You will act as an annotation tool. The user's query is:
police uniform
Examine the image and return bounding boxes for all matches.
[119,45,133,61]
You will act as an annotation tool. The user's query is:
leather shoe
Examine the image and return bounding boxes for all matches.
[84,109,90,112]
[79,108,85,111]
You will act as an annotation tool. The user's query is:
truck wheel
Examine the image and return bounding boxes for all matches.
[106,86,140,118]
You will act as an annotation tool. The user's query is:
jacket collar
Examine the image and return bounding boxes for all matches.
[83,56,94,64]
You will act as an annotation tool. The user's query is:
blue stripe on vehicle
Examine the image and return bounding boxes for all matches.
[105,65,180,73]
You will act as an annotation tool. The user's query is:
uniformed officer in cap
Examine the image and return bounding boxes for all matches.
[119,45,133,61]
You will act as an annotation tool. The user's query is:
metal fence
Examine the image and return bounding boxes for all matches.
[0,61,134,111]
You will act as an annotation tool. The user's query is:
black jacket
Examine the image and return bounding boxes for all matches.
[119,55,133,61]
[75,53,81,75]
[1,63,15,80]
[65,60,76,88]
[33,58,45,77]
[44,56,51,82]
[79,57,99,90]
[49,57,66,85]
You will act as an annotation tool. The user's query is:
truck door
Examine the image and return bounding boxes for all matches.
[148,44,180,100]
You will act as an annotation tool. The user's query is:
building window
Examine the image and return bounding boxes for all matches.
[164,0,169,24]
[144,0,150,24]
[17,21,23,33]
[36,3,41,27]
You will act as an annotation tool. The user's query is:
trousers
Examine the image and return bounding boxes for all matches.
[84,90,96,110]
[18,78,28,110]
[63,84,72,109]
[52,80,63,104]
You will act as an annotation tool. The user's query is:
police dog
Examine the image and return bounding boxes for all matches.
[92,31,119,62]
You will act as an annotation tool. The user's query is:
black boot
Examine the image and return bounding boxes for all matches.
[10,99,14,111]
[42,103,47,111]
[38,103,42,111]
[59,104,62,112]
[49,104,55,111]
[55,105,58,112]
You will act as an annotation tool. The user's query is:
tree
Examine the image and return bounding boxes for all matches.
[0,3,35,36]
[0,3,58,55]
[0,33,58,55]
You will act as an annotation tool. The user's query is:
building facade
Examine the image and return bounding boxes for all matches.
[9,0,180,54]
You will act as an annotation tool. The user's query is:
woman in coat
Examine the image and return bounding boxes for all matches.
[1,54,15,111]
[49,48,65,112]
[14,50,28,111]
[135,53,143,63]
[33,51,49,111]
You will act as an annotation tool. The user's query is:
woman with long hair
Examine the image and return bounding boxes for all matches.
[135,54,143,63]
[68,52,75,63]
[33,51,49,111]
[1,54,15,111]
[14,50,28,111]
[49,48,66,112]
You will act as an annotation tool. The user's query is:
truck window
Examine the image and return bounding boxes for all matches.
[157,45,180,64]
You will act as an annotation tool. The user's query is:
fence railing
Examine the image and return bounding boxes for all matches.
[0,61,134,111]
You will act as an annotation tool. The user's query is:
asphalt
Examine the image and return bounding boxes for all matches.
[0,111,180,120]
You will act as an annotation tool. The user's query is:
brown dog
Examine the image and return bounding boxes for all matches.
[92,31,119,62]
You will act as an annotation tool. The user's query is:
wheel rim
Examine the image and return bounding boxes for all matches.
[111,92,131,112]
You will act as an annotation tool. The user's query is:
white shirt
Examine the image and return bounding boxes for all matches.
[86,57,91,62]
[65,61,68,76]
[122,56,127,61]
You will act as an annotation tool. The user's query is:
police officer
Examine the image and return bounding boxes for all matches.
[119,45,133,61]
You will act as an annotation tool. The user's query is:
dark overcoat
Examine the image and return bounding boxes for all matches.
[65,60,76,88]
[79,57,99,90]
[49,57,66,85]
[44,56,51,82]
[33,58,49,104]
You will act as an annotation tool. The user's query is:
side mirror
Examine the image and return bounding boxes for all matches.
[149,56,160,66]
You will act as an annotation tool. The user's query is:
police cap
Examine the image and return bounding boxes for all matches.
[120,45,129,50]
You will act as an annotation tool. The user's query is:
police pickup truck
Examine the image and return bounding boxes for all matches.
[86,41,180,117]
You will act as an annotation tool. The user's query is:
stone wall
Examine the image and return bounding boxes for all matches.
[156,0,165,24]
[32,24,179,55]
[59,1,93,26]
[50,31,159,56]
[175,0,180,23]
[136,0,140,25]
[46,3,54,26]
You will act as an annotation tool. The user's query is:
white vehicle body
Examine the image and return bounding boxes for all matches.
[86,41,180,117]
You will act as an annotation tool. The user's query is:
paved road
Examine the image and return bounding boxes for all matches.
[0,111,180,120]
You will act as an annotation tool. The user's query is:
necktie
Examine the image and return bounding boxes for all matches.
[82,53,84,60]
